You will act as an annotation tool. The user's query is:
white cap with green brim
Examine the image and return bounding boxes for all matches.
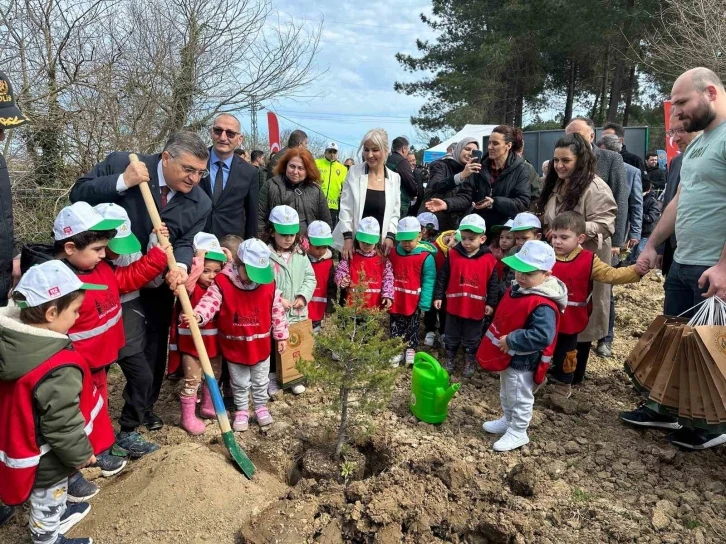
[454,230,462,242]
[237,238,274,284]
[94,203,141,255]
[416,212,439,231]
[307,221,333,246]
[510,212,541,232]
[15,261,107,308]
[491,219,515,234]
[458,214,486,234]
[269,205,300,235]
[53,202,125,240]
[395,217,421,241]
[193,232,227,263]
[502,240,555,273]
[356,217,381,244]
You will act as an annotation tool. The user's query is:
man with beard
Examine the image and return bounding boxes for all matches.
[622,67,726,450]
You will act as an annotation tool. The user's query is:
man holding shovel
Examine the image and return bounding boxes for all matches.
[70,131,212,431]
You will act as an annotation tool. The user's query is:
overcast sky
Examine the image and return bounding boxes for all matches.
[236,0,439,159]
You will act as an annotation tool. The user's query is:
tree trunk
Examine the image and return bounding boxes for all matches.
[562,59,577,128]
[622,64,637,126]
[597,47,610,125]
[607,57,625,122]
[335,387,349,458]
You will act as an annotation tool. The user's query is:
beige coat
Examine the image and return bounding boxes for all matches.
[541,175,617,342]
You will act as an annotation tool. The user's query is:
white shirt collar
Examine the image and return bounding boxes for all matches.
[157,161,176,197]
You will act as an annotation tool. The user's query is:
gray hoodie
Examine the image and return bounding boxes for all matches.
[505,276,568,372]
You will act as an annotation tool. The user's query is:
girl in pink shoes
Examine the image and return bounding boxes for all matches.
[184,238,289,432]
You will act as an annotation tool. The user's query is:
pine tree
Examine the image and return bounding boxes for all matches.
[297,274,406,458]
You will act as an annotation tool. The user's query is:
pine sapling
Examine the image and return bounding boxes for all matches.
[297,271,405,458]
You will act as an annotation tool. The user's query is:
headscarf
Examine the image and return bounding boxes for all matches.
[452,137,478,165]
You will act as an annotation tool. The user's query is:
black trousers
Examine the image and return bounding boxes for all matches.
[390,312,421,349]
[573,341,592,384]
[550,332,579,384]
[140,286,175,410]
[117,351,153,431]
[423,306,446,335]
[444,314,482,352]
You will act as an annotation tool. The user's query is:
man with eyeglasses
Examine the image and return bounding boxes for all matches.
[70,131,212,432]
[315,142,347,227]
[202,114,259,240]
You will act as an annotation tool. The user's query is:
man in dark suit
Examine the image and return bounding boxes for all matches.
[70,131,212,430]
[602,122,646,175]
[202,114,259,239]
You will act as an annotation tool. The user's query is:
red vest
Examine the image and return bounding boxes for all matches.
[476,289,560,384]
[433,239,447,272]
[168,284,220,375]
[68,261,124,370]
[0,347,115,505]
[445,249,497,320]
[309,258,333,321]
[389,250,428,316]
[216,274,274,365]
[349,252,385,309]
[552,250,594,335]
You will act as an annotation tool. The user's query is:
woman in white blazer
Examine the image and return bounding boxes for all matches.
[333,128,401,259]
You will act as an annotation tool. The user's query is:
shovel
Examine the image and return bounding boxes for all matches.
[130,153,256,479]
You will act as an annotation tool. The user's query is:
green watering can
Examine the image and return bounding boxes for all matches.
[410,352,461,424]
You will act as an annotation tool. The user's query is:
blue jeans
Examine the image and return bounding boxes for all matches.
[664,261,710,317]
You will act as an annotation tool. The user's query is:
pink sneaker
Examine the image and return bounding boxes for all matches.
[255,405,273,427]
[232,410,249,432]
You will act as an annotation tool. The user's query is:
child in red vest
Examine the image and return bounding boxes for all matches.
[306,221,337,333]
[0,261,113,544]
[335,216,393,309]
[549,211,643,397]
[418,212,446,347]
[186,238,289,431]
[169,232,228,435]
[53,202,169,476]
[433,214,499,377]
[477,241,567,452]
[389,217,437,366]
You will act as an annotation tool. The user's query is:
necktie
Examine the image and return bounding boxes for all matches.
[213,161,224,204]
[160,185,170,208]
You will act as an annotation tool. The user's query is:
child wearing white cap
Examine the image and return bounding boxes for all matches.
[185,238,290,431]
[53,202,172,485]
[93,203,170,458]
[0,261,111,544]
[476,240,568,452]
[305,221,337,333]
[422,227,459,347]
[388,217,437,366]
[265,205,316,395]
[432,214,500,377]
[510,212,543,250]
[168,232,229,435]
[416,212,440,242]
[488,218,517,304]
[334,217,394,310]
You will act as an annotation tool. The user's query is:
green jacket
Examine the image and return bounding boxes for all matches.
[315,158,347,211]
[395,241,437,312]
[0,308,93,489]
[269,247,317,324]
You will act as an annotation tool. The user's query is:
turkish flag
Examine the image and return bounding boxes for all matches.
[664,100,680,166]
[267,112,281,154]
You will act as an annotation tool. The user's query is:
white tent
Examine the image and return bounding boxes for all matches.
[422,124,498,163]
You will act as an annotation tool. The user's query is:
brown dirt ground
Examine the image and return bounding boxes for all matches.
[3,272,726,543]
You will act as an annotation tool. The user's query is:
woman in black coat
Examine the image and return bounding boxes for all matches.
[426,125,531,231]
[423,136,480,232]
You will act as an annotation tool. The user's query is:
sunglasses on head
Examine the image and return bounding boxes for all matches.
[212,126,240,139]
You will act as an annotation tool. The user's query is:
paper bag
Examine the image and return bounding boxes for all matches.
[693,327,726,423]
[636,324,680,391]
[626,316,687,374]
[276,319,314,386]
[649,326,688,408]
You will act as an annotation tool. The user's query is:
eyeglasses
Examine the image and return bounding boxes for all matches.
[168,153,209,178]
[212,126,240,139]
[666,128,686,137]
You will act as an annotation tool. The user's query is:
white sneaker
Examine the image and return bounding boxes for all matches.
[405,349,416,366]
[390,354,403,368]
[482,417,508,434]
[291,383,306,395]
[424,332,436,347]
[492,429,529,452]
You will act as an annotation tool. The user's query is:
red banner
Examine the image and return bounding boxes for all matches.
[267,112,281,154]
[664,100,679,166]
